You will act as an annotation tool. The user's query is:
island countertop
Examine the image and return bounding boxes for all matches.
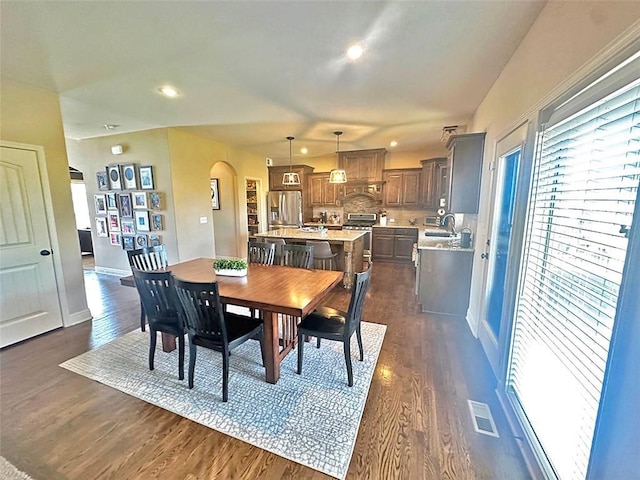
[255,228,367,242]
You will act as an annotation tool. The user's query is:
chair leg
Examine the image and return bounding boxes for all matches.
[259,328,266,367]
[149,329,156,371]
[178,333,185,380]
[188,340,197,389]
[344,340,353,387]
[316,337,321,348]
[222,349,229,402]
[356,324,364,361]
[297,330,304,375]
[140,301,146,332]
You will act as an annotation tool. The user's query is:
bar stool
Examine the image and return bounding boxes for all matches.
[306,240,337,270]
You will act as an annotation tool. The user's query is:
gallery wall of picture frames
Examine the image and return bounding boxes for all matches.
[94,164,163,250]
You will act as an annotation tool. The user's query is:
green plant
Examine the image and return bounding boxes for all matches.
[213,258,247,271]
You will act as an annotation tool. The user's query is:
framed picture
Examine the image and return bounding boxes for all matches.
[151,213,163,231]
[108,212,121,232]
[106,192,118,210]
[122,235,135,251]
[139,165,154,190]
[109,232,122,246]
[121,219,136,235]
[211,178,220,210]
[149,234,161,247]
[95,217,108,237]
[96,171,109,191]
[121,164,137,190]
[135,210,150,232]
[135,234,148,248]
[118,193,133,218]
[107,165,122,190]
[94,194,107,215]
[133,192,148,209]
[149,192,162,210]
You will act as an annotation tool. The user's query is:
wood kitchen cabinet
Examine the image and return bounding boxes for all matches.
[383,168,421,207]
[372,227,418,264]
[268,165,314,191]
[338,149,386,182]
[420,157,448,210]
[309,173,338,207]
[446,133,485,214]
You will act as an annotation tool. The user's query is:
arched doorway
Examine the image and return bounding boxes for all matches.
[210,162,241,258]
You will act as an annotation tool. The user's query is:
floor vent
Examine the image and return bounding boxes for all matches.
[467,400,499,437]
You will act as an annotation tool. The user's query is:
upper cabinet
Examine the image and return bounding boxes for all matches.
[309,173,338,207]
[338,148,387,183]
[268,165,314,191]
[383,168,422,207]
[420,157,448,210]
[446,133,485,214]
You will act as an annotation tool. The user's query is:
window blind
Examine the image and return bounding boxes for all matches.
[507,73,639,480]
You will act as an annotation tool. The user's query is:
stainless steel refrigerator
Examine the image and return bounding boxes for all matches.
[267,191,302,229]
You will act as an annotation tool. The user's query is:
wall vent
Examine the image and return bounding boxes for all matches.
[467,400,499,437]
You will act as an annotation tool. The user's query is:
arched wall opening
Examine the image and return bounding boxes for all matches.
[210,161,241,258]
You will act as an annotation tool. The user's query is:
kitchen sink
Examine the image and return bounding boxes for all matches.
[424,231,454,237]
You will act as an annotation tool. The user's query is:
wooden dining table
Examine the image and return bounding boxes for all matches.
[121,258,343,384]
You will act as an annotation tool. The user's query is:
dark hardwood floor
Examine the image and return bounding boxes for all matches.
[0,262,530,479]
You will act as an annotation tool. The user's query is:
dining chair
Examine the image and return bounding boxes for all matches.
[127,244,168,331]
[248,241,275,265]
[282,244,314,269]
[173,278,265,402]
[306,240,337,270]
[264,238,286,265]
[132,268,185,380]
[297,269,371,387]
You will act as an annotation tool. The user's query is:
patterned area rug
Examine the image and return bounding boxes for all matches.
[0,457,34,480]
[60,322,386,479]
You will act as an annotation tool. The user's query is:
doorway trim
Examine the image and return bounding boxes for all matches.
[0,140,73,326]
[476,122,533,376]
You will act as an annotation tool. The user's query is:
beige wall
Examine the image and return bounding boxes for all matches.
[68,130,176,272]
[1,78,89,323]
[467,2,640,335]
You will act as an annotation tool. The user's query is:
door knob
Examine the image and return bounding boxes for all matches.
[481,253,489,259]
[39,249,52,256]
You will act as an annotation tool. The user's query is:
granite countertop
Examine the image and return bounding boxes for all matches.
[303,222,343,227]
[255,228,367,242]
[417,231,475,252]
[373,223,420,229]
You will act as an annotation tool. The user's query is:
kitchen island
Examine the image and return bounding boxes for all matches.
[254,228,367,289]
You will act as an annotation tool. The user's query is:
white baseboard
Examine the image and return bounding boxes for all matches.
[65,308,92,327]
[95,266,130,276]
[466,308,479,338]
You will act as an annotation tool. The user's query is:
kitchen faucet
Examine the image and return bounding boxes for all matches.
[440,214,457,235]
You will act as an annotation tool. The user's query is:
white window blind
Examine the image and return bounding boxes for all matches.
[507,71,640,480]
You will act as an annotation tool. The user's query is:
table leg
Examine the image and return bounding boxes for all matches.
[262,310,280,384]
[161,332,176,352]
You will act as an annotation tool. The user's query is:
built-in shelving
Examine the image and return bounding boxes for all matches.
[246,180,259,239]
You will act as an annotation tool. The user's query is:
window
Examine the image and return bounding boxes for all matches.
[507,52,639,479]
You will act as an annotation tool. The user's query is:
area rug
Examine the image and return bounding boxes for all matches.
[0,457,35,480]
[60,322,386,479]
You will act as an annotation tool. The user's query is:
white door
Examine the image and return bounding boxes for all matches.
[0,145,63,347]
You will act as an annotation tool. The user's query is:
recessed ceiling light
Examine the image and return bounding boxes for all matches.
[159,86,179,97]
[390,140,398,147]
[346,44,364,61]
[103,124,119,130]
[300,147,308,154]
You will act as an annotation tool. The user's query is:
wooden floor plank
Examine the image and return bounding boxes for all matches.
[0,260,530,479]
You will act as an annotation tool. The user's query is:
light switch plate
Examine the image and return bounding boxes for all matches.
[200,217,207,224]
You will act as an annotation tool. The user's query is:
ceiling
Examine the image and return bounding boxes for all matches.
[1,1,546,160]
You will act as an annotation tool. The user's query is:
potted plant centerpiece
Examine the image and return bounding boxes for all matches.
[213,258,248,277]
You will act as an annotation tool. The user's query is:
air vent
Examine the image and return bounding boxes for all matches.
[467,400,499,437]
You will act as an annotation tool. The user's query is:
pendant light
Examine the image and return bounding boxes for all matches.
[282,136,300,186]
[329,131,347,184]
